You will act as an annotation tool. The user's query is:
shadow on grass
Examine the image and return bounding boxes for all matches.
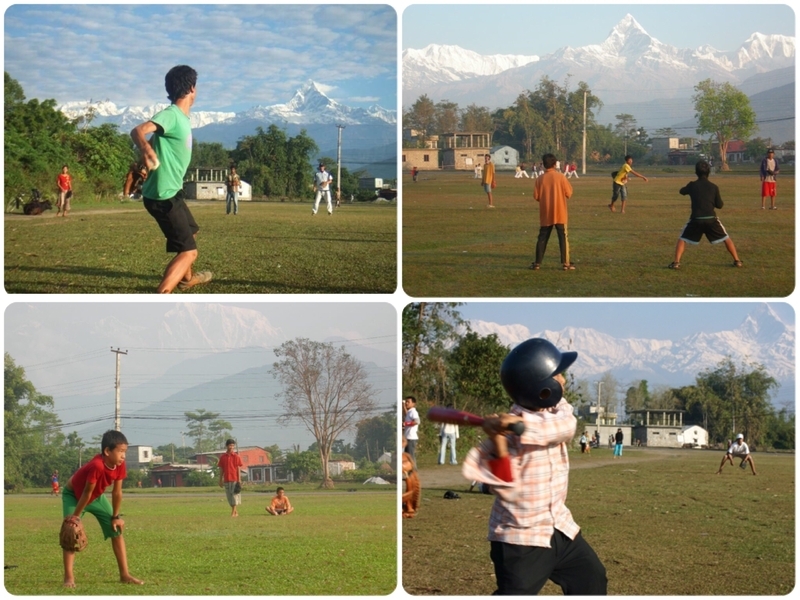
[5,265,389,294]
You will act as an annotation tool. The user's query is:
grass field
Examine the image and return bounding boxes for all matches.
[402,169,794,297]
[4,200,396,294]
[402,448,794,595]
[4,487,396,595]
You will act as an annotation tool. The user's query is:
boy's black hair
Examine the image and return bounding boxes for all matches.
[624,154,633,161]
[225,438,236,447]
[165,65,197,103]
[404,396,416,404]
[542,154,557,169]
[101,430,128,452]
[695,160,711,178]
[277,486,285,492]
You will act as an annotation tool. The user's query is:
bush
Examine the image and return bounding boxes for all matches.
[185,470,216,487]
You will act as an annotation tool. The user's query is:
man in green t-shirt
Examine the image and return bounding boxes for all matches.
[131,65,212,293]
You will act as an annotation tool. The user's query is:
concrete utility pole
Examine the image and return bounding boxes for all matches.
[582,90,587,175]
[110,347,128,431]
[336,124,346,205]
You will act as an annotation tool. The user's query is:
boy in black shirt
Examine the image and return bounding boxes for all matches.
[668,160,742,269]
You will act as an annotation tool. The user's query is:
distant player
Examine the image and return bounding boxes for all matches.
[51,470,60,496]
[716,433,756,475]
[266,487,294,515]
[760,149,780,210]
[668,160,742,269]
[313,163,334,215]
[609,155,648,214]
[218,439,244,517]
[481,155,496,208]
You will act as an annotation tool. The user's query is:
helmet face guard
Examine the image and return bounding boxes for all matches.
[500,338,577,410]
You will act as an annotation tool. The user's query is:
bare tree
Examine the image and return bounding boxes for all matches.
[272,338,375,488]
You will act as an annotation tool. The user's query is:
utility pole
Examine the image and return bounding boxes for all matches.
[597,381,604,424]
[336,124,346,207]
[110,347,128,431]
[582,90,587,175]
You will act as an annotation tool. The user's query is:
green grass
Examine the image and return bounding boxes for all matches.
[402,170,794,297]
[402,449,794,595]
[4,200,396,293]
[4,489,396,595]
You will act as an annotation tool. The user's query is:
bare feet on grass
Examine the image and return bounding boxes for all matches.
[121,575,144,585]
[63,579,76,588]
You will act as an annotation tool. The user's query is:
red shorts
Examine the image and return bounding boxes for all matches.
[761,182,776,197]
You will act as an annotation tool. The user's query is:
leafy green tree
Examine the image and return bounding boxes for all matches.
[625,380,650,415]
[460,104,494,132]
[693,79,757,171]
[185,470,216,487]
[283,450,321,482]
[272,338,375,488]
[448,332,509,413]
[744,137,770,161]
[184,409,233,453]
[190,141,231,170]
[404,94,437,144]
[354,411,395,461]
[402,302,466,404]
[264,444,283,463]
[435,100,460,133]
[4,353,61,487]
[654,127,678,138]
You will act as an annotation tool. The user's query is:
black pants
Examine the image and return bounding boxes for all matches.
[535,224,569,265]
[490,531,607,595]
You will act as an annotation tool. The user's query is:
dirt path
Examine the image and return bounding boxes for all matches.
[418,447,689,489]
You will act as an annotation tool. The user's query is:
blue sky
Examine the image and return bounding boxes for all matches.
[403,4,795,55]
[4,4,397,112]
[458,302,793,340]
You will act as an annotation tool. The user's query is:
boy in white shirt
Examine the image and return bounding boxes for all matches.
[716,433,756,475]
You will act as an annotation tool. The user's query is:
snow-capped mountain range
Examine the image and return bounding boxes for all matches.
[469,304,795,399]
[403,14,795,107]
[59,80,396,130]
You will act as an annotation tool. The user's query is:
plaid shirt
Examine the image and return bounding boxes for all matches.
[462,399,579,548]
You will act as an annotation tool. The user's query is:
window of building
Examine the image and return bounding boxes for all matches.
[423,155,430,162]
[143,450,149,459]
[402,154,406,162]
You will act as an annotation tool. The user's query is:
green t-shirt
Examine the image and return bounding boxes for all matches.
[142,105,192,201]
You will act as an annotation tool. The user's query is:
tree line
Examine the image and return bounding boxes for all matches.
[4,72,377,205]
[404,76,778,169]
[402,303,793,459]
[4,350,394,491]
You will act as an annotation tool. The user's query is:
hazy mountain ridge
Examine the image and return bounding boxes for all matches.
[469,304,794,386]
[403,14,795,108]
[58,80,396,129]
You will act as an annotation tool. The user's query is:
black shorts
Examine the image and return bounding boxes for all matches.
[679,217,729,245]
[144,192,199,253]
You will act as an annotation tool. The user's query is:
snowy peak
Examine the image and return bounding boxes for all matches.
[403,43,539,88]
[602,13,653,55]
[58,81,396,129]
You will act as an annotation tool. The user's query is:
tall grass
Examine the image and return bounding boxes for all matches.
[5,489,396,595]
[4,201,397,294]
[402,448,794,595]
[402,170,794,297]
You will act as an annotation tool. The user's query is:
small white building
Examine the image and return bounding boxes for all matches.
[328,460,356,476]
[126,445,162,470]
[677,425,709,448]
[490,145,519,170]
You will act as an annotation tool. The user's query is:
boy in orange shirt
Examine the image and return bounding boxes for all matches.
[266,487,294,515]
[531,154,574,271]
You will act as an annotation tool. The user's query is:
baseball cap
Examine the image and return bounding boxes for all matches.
[736,433,744,440]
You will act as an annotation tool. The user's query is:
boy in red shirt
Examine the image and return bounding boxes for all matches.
[61,430,142,587]
[56,165,72,217]
[218,439,244,517]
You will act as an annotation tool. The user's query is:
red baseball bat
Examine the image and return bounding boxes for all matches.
[427,406,525,436]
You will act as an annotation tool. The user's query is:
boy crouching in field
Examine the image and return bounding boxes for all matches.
[61,430,142,587]
[668,160,742,270]
[266,487,294,515]
[463,338,606,595]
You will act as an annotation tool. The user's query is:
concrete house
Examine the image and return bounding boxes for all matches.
[630,409,688,448]
[677,425,709,448]
[183,167,252,201]
[125,445,161,470]
[490,145,519,171]
[441,131,492,171]
[247,463,294,484]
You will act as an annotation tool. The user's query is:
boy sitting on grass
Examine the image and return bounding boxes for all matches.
[266,487,294,515]
[668,160,742,270]
[61,430,143,588]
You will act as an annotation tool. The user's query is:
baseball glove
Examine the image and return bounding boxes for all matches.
[59,515,88,552]
[233,482,242,494]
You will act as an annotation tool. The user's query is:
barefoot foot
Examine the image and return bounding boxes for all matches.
[120,575,144,585]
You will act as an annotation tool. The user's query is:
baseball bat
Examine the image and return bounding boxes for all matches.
[427,406,525,436]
